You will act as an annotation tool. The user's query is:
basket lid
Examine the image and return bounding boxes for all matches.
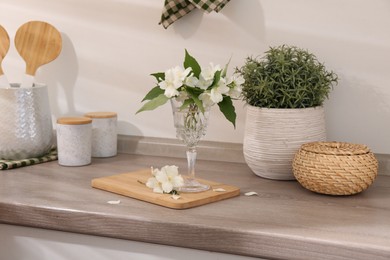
[84,112,117,119]
[300,142,370,156]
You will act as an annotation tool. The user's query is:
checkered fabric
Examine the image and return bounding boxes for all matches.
[0,147,58,170]
[190,0,230,13]
[160,0,231,29]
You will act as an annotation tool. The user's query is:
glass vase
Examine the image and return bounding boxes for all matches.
[171,99,210,192]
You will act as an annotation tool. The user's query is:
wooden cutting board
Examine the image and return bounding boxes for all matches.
[91,169,240,209]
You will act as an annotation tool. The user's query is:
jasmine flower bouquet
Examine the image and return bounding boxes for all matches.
[137,50,244,127]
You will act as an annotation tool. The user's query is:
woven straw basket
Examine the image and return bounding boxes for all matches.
[293,142,378,195]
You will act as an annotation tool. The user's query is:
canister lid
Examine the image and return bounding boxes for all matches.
[84,112,117,119]
[57,117,92,125]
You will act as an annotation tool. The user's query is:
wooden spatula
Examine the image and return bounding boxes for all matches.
[0,24,11,88]
[15,21,62,88]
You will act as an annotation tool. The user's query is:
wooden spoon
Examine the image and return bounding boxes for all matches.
[15,21,62,88]
[0,24,11,88]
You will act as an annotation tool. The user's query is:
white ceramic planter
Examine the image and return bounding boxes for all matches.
[0,83,53,160]
[243,105,326,180]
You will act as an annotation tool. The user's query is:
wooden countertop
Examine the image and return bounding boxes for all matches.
[0,153,389,260]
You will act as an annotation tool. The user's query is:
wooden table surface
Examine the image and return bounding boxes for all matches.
[0,153,389,260]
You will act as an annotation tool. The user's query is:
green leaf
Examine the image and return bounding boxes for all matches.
[184,87,204,113]
[218,96,236,128]
[209,70,222,90]
[185,86,203,97]
[150,72,165,82]
[136,94,169,114]
[142,86,164,101]
[180,99,193,110]
[192,96,204,113]
[184,49,201,78]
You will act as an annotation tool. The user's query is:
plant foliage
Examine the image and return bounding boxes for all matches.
[236,45,338,108]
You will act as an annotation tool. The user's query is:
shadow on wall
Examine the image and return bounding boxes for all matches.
[36,33,78,119]
[220,0,265,42]
[172,0,265,42]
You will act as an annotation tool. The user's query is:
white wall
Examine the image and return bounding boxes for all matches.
[1,0,389,153]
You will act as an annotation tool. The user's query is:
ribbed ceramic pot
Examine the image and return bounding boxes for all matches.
[243,105,326,180]
[0,83,53,160]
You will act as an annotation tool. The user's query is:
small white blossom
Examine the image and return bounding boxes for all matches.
[185,75,199,88]
[210,78,229,103]
[197,63,221,90]
[227,74,245,98]
[199,91,215,107]
[159,66,192,98]
[146,165,184,194]
[196,77,213,90]
[146,176,163,193]
[229,74,245,86]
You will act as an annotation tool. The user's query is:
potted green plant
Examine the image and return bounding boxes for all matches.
[236,45,338,180]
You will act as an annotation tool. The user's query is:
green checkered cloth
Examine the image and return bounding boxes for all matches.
[190,0,230,12]
[0,147,58,170]
[160,0,231,29]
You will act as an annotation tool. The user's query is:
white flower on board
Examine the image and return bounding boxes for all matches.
[146,165,184,194]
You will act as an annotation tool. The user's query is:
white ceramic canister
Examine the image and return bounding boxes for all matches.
[84,112,117,157]
[56,117,92,166]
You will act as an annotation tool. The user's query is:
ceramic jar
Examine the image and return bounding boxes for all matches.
[84,112,117,158]
[56,117,92,166]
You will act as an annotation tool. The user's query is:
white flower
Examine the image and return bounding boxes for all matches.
[228,84,242,99]
[231,74,245,86]
[161,165,184,188]
[146,176,163,193]
[227,74,244,98]
[185,75,199,88]
[196,77,213,90]
[205,63,221,79]
[197,63,221,90]
[210,78,229,103]
[199,92,215,107]
[159,66,192,98]
[146,165,184,194]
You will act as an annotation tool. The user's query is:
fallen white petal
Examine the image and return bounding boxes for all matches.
[107,200,121,204]
[213,188,226,192]
[171,194,181,200]
[244,191,258,196]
